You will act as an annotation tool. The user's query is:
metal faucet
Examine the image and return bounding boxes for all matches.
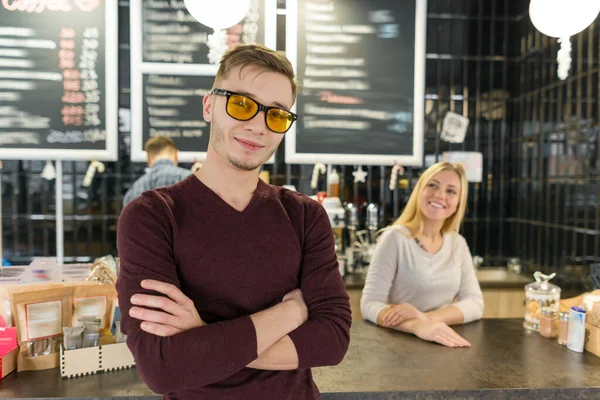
[366,203,379,243]
[344,203,359,273]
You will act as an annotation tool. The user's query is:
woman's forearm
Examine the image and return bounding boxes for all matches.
[425,305,465,325]
[376,307,422,334]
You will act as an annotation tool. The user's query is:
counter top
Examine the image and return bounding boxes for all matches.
[0,319,598,399]
[475,267,533,289]
[314,318,600,394]
[345,267,533,290]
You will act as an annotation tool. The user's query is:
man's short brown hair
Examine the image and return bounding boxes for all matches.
[215,44,299,101]
[144,136,178,158]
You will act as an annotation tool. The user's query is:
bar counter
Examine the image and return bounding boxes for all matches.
[0,319,598,399]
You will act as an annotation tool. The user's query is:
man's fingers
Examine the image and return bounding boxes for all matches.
[140,321,182,337]
[282,288,301,302]
[130,307,181,328]
[130,294,185,316]
[140,280,193,307]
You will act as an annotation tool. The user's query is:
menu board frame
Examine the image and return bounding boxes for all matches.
[0,1,118,161]
[285,0,427,166]
[130,0,278,163]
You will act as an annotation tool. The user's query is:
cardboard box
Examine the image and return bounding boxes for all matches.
[60,339,135,379]
[1,348,18,379]
[586,322,600,357]
[0,327,18,379]
[560,290,600,312]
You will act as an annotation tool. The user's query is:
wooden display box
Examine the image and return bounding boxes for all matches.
[586,322,600,357]
[60,341,135,378]
[1,348,18,380]
[561,290,600,357]
[0,327,18,379]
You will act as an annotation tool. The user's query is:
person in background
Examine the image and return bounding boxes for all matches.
[122,136,191,206]
[116,44,351,399]
[361,161,483,348]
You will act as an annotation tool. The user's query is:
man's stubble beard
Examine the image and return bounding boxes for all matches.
[209,119,277,172]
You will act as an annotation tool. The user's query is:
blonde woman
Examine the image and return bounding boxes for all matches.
[360,162,483,348]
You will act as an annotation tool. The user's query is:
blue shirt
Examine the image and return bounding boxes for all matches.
[123,159,191,206]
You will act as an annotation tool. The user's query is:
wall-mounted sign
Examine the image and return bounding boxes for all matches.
[0,0,118,161]
[130,0,277,163]
[285,0,427,166]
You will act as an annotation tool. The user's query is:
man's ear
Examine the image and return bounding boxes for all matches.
[203,94,213,122]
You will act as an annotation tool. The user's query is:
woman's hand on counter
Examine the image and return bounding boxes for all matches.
[379,303,428,327]
[412,320,471,348]
[129,279,206,337]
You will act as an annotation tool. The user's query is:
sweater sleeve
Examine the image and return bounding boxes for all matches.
[116,193,258,394]
[452,235,484,323]
[360,229,399,324]
[287,203,351,368]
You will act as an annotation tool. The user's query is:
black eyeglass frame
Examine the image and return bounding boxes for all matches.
[211,87,298,134]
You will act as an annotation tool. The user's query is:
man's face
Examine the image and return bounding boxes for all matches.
[202,65,294,171]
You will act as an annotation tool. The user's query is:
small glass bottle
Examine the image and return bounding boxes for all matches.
[328,169,340,198]
[557,311,570,345]
[539,307,558,338]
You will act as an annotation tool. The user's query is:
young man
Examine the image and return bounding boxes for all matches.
[116,44,351,399]
[123,136,191,206]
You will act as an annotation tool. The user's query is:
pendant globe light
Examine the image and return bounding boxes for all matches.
[183,0,252,64]
[529,0,600,80]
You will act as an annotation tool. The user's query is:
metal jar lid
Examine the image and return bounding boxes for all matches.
[558,312,570,321]
[542,307,557,317]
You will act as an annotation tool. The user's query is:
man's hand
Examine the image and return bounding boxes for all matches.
[129,280,206,337]
[412,320,471,348]
[282,289,308,327]
[380,303,428,327]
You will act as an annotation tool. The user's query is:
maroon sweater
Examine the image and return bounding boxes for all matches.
[116,175,351,399]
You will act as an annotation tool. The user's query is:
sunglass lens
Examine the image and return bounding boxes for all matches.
[266,109,294,133]
[226,94,258,120]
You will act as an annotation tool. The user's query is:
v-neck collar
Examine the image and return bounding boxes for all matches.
[185,174,267,215]
[410,231,450,258]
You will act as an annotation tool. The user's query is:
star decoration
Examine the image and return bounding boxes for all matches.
[352,166,367,183]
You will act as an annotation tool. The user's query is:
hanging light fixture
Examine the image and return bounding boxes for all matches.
[183,0,252,64]
[529,0,600,80]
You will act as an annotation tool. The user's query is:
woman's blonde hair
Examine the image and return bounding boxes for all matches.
[392,161,469,236]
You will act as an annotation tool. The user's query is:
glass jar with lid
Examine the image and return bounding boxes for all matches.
[524,271,561,331]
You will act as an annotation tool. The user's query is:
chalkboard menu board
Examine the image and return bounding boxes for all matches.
[130,0,277,162]
[285,0,426,166]
[0,1,118,161]
[141,74,212,153]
